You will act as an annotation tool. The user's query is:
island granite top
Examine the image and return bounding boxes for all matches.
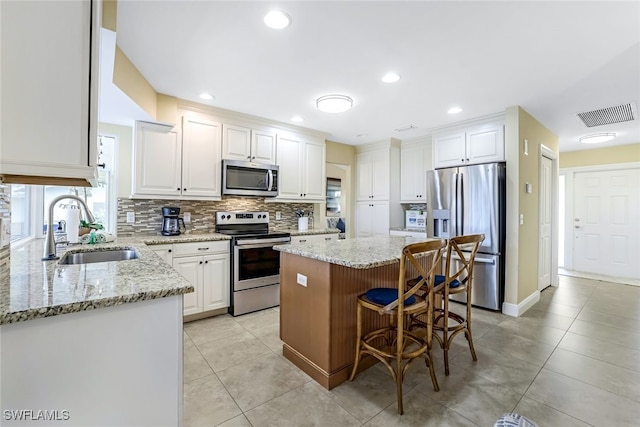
[274,235,440,269]
[0,235,232,325]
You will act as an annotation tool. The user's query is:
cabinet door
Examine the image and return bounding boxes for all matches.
[302,141,326,201]
[202,254,230,311]
[276,134,303,199]
[433,132,466,169]
[356,151,374,201]
[133,122,182,196]
[372,202,391,236]
[222,124,251,161]
[173,256,203,316]
[182,116,222,198]
[400,144,431,202]
[251,129,277,164]
[356,202,373,237]
[151,244,173,265]
[466,123,505,165]
[1,0,98,182]
[371,149,391,200]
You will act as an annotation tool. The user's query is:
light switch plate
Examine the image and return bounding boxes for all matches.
[183,212,191,223]
[0,218,10,247]
[296,273,307,287]
[275,212,282,220]
[126,212,135,223]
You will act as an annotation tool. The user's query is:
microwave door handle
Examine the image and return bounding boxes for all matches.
[267,169,273,191]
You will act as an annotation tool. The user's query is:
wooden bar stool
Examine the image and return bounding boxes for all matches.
[430,234,484,375]
[349,239,446,415]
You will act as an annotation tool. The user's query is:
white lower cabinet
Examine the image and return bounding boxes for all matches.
[356,201,392,237]
[151,244,173,265]
[167,240,230,316]
[290,233,338,244]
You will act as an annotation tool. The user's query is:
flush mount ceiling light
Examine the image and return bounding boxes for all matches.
[381,72,400,83]
[264,10,291,29]
[316,95,353,113]
[447,106,463,114]
[579,133,616,144]
[291,115,304,122]
[199,93,214,101]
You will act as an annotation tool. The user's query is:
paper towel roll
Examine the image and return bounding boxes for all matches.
[64,208,80,243]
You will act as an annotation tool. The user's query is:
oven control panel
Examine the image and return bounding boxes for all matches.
[216,211,269,224]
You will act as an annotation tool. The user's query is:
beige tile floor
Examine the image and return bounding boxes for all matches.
[183,275,640,426]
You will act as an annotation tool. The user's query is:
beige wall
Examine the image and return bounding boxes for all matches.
[98,122,133,198]
[505,106,559,307]
[113,46,157,119]
[102,0,117,31]
[560,143,640,168]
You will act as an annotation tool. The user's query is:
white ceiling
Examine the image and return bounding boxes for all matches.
[103,1,640,152]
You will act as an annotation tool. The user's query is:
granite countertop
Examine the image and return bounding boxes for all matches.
[284,228,340,237]
[274,235,440,269]
[0,235,232,325]
[389,227,428,233]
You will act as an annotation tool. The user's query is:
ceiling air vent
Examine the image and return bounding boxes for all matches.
[575,102,637,127]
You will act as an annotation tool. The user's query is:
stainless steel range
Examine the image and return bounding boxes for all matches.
[215,211,291,316]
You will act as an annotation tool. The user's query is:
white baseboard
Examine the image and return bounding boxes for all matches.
[502,290,540,317]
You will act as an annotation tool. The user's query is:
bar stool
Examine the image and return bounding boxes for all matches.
[431,234,484,375]
[349,239,446,415]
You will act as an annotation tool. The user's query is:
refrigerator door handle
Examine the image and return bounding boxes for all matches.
[451,172,458,236]
[458,172,464,235]
[451,254,496,265]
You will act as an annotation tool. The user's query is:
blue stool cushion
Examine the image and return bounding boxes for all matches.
[365,288,416,306]
[434,274,461,288]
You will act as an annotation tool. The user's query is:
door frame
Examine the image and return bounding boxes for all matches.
[539,145,559,288]
[560,161,640,273]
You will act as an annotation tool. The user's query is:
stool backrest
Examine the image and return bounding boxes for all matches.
[440,234,485,294]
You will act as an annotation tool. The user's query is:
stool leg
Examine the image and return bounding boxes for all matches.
[466,301,477,362]
[396,314,404,415]
[349,303,363,381]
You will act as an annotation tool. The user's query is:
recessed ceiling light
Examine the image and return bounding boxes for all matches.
[316,94,353,113]
[579,133,616,144]
[291,115,304,122]
[264,10,291,29]
[199,93,214,101]
[448,106,463,114]
[381,72,400,83]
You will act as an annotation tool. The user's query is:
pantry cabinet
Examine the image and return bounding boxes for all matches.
[171,241,230,316]
[0,0,100,185]
[356,149,391,201]
[400,138,433,203]
[356,201,392,237]
[222,124,276,164]
[132,116,222,200]
[433,122,504,169]
[275,133,326,202]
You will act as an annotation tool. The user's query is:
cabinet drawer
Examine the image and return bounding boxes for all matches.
[291,234,338,244]
[173,240,229,257]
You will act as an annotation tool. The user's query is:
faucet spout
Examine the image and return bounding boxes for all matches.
[42,195,96,261]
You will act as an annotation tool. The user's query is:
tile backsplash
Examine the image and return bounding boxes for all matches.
[116,197,316,236]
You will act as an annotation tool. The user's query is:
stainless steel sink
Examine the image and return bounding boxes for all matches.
[58,248,140,265]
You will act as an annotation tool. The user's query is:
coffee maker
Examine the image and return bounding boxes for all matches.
[161,207,186,236]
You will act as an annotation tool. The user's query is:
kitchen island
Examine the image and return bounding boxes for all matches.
[0,236,226,426]
[274,235,439,390]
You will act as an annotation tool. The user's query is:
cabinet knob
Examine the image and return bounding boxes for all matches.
[168,249,172,253]
[300,239,307,243]
[205,260,208,264]
[247,156,251,159]
[300,193,303,197]
[199,261,203,264]
[466,158,469,162]
[183,188,187,191]
[177,188,180,191]
[461,159,464,162]
[303,193,306,197]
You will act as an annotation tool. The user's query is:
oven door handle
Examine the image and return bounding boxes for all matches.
[235,237,291,246]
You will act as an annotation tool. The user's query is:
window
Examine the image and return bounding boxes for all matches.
[9,184,31,242]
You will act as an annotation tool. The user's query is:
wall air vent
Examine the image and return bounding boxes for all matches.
[575,102,637,127]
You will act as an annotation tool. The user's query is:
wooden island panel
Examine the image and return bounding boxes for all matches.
[280,251,435,389]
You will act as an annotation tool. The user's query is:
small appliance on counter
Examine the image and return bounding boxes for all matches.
[161,207,186,236]
[405,208,427,230]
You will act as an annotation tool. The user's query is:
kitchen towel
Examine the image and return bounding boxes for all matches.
[79,231,116,244]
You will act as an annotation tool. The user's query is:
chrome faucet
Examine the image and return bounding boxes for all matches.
[42,194,96,261]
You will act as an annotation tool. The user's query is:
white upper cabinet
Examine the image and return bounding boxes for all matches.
[274,132,326,202]
[132,116,222,200]
[222,124,276,164]
[400,139,433,203]
[0,0,100,185]
[356,147,393,201]
[433,121,504,169]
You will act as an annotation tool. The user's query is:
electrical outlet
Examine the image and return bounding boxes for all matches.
[0,218,10,247]
[296,273,307,287]
[275,211,282,220]
[519,213,524,225]
[183,212,191,223]
[126,212,135,223]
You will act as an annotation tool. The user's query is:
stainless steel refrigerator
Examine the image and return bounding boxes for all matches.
[426,162,506,310]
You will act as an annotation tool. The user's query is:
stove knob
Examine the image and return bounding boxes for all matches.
[257,214,262,219]
[226,215,231,220]
[264,213,268,220]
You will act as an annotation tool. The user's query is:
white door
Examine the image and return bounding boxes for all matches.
[173,256,203,315]
[251,129,276,164]
[222,124,251,161]
[182,116,222,197]
[538,156,553,290]
[276,134,303,199]
[356,202,372,237]
[302,141,326,200]
[134,122,181,196]
[356,151,374,200]
[573,168,640,279]
[202,254,230,311]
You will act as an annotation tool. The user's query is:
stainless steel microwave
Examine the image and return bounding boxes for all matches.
[222,160,279,197]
